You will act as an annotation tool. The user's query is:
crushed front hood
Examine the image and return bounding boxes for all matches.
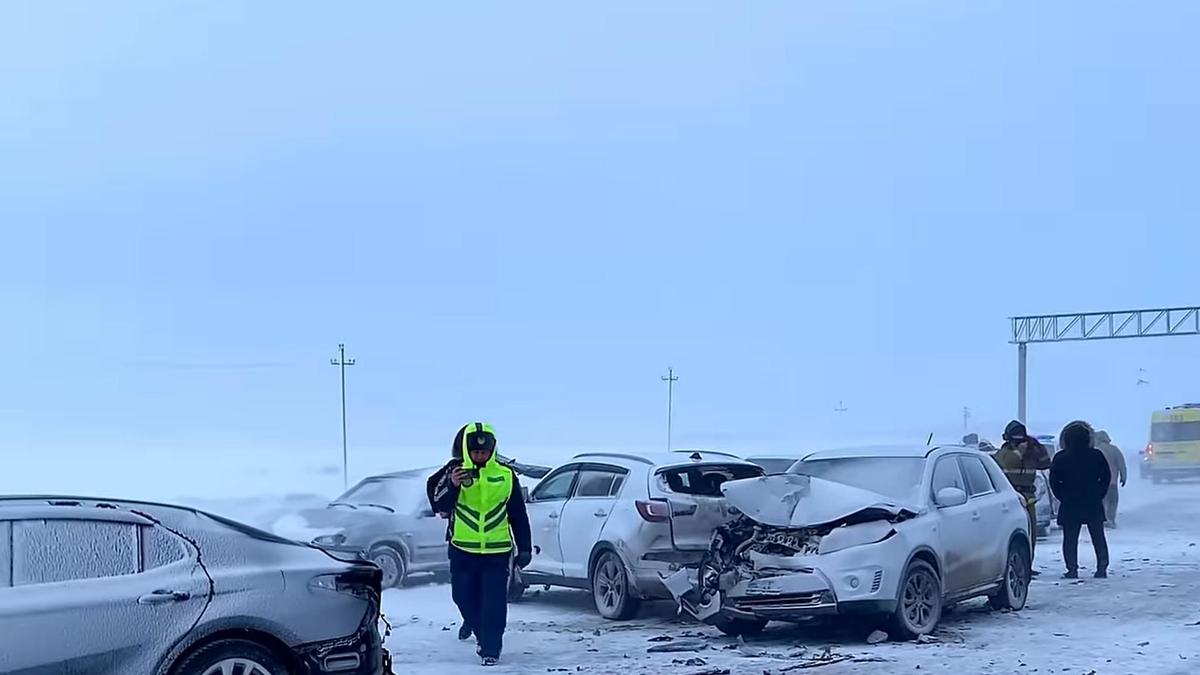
[721,474,915,528]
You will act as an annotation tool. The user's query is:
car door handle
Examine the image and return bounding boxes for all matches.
[971,511,981,521]
[548,512,559,519]
[138,590,190,605]
[593,510,608,517]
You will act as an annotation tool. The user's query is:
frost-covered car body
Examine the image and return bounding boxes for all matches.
[519,452,764,619]
[276,457,550,589]
[0,496,390,675]
[666,446,1031,638]
[1033,473,1052,537]
[743,455,803,475]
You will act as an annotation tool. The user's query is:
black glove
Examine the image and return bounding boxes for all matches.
[515,550,532,569]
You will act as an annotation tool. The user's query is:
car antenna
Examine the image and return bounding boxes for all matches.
[926,433,934,446]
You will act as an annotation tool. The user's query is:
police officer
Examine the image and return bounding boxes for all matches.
[427,424,473,641]
[993,421,1052,567]
[431,422,532,666]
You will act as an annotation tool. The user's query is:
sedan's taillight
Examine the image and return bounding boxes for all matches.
[1145,443,1154,458]
[635,499,671,523]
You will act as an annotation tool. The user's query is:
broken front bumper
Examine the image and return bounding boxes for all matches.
[665,559,898,624]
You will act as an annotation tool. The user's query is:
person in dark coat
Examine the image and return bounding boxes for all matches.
[1049,420,1112,579]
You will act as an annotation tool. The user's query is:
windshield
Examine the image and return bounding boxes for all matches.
[745,457,798,475]
[790,457,925,504]
[334,476,425,512]
[1152,422,1200,443]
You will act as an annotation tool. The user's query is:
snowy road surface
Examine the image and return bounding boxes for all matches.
[383,479,1200,674]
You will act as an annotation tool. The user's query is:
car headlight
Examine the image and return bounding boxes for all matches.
[313,532,347,547]
[817,521,895,556]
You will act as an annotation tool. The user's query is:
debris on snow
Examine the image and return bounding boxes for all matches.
[648,639,708,653]
[672,657,707,666]
[866,630,889,644]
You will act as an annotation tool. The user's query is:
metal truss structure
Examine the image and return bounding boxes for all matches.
[1008,306,1200,421]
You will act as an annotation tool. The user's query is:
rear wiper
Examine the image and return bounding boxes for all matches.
[360,503,396,513]
[330,501,358,510]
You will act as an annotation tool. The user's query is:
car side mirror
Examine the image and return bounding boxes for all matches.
[935,487,968,508]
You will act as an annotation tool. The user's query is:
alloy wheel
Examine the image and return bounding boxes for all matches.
[901,568,939,632]
[201,658,276,675]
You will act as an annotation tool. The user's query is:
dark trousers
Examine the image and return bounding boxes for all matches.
[449,546,510,659]
[1062,520,1109,573]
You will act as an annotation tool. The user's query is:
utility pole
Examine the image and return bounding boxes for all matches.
[661,367,678,452]
[963,407,971,433]
[330,343,356,490]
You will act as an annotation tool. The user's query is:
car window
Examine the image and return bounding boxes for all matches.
[931,457,967,499]
[574,469,624,498]
[659,464,763,496]
[959,455,996,497]
[531,469,578,502]
[0,521,10,588]
[12,519,139,585]
[609,473,626,497]
[140,525,189,570]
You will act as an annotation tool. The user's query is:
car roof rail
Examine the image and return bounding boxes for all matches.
[572,452,655,465]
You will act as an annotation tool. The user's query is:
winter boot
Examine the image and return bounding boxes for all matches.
[1062,570,1079,579]
[458,624,473,641]
[481,656,500,667]
[1094,569,1108,579]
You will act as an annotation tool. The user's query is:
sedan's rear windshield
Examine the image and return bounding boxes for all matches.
[659,464,763,496]
[790,457,925,504]
[1152,421,1200,443]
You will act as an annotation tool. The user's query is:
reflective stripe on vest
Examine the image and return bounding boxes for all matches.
[451,461,513,555]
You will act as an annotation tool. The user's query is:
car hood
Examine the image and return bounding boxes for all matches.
[721,474,917,529]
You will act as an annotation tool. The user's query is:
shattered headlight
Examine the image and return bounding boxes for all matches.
[817,521,895,555]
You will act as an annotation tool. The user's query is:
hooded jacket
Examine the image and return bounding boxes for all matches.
[1050,421,1111,526]
[1094,430,1128,486]
[993,421,1052,495]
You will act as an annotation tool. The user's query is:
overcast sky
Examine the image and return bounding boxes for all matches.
[3,1,1200,481]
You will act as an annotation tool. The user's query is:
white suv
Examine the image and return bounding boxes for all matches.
[514,451,764,619]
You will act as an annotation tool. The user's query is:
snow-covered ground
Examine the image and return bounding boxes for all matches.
[381,478,1200,674]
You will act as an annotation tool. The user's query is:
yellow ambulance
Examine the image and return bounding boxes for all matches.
[1147,404,1200,483]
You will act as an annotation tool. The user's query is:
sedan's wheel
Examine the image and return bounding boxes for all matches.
[591,551,641,620]
[172,639,289,675]
[370,546,407,589]
[889,560,942,640]
[989,542,1031,611]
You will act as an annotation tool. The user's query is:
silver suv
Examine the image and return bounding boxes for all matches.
[0,496,391,675]
[513,452,763,619]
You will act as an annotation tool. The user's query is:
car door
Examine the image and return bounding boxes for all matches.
[929,456,982,595]
[557,464,628,581]
[522,466,580,579]
[651,462,764,551]
[959,454,1009,583]
[0,514,209,675]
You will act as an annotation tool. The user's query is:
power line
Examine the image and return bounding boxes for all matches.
[330,343,356,490]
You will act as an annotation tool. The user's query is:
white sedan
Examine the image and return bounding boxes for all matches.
[666,445,1031,639]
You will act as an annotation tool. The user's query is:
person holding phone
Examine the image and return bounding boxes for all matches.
[431,422,532,666]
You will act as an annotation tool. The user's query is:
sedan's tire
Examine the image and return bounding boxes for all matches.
[370,546,407,589]
[712,616,768,637]
[172,638,291,675]
[590,551,641,620]
[988,541,1031,611]
[888,560,942,640]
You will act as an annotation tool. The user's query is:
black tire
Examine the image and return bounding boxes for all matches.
[171,638,291,675]
[988,541,1031,611]
[712,616,768,637]
[590,550,641,620]
[888,560,942,641]
[370,546,407,589]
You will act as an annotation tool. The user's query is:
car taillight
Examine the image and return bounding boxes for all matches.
[1145,443,1154,458]
[311,565,382,599]
[635,499,671,523]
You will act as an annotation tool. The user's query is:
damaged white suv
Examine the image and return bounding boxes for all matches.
[665,446,1031,639]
